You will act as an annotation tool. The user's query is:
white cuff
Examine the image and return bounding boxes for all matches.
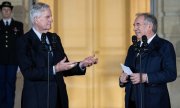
[53,66,56,75]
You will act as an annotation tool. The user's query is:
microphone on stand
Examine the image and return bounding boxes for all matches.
[41,33,52,108]
[132,35,137,46]
[141,35,148,52]
[132,35,137,42]
[138,35,148,108]
[132,35,140,52]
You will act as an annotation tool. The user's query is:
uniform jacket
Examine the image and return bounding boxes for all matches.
[123,35,177,108]
[16,29,86,108]
[0,19,23,64]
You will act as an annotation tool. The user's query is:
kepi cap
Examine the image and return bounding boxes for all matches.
[0,1,13,10]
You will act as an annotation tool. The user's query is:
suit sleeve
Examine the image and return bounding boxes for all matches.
[119,46,134,87]
[53,34,86,77]
[147,42,177,84]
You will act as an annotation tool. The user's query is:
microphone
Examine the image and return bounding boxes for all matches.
[41,33,47,50]
[142,35,148,47]
[132,35,137,45]
[51,33,57,50]
[132,35,139,52]
[141,35,148,52]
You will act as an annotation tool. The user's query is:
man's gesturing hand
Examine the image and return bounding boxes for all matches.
[55,57,77,72]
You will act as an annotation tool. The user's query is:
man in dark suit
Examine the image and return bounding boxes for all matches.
[16,2,98,108]
[119,13,177,108]
[0,1,24,108]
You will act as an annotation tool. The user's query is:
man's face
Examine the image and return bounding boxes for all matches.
[35,8,53,32]
[1,7,12,19]
[133,16,148,40]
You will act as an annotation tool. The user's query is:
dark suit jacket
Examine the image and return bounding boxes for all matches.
[16,29,86,108]
[0,19,23,64]
[122,35,176,108]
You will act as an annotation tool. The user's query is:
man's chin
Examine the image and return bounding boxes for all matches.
[136,35,142,40]
[46,27,51,31]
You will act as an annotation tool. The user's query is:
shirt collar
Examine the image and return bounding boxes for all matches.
[3,18,12,25]
[140,34,156,46]
[32,27,42,40]
[147,33,156,44]
[32,28,50,44]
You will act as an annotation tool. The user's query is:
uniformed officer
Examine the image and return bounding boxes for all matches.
[0,1,24,108]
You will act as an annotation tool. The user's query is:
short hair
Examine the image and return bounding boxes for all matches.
[136,13,157,33]
[30,2,50,24]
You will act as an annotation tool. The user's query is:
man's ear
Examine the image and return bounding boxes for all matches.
[149,23,153,29]
[34,17,39,23]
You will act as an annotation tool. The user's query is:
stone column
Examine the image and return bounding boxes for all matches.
[153,0,180,108]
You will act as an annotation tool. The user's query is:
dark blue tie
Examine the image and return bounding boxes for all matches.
[6,21,8,26]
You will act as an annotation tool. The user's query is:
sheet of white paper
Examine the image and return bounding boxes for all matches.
[121,64,133,75]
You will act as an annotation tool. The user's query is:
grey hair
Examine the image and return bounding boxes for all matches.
[136,13,157,33]
[30,2,50,24]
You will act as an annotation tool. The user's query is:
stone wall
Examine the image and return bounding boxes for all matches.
[0,1,31,108]
[153,0,180,107]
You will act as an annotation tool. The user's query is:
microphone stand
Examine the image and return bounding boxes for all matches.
[47,34,56,108]
[134,46,144,108]
[139,51,143,108]
[138,37,148,108]
[47,50,52,108]
[46,43,53,108]
[47,50,50,108]
[132,35,147,108]
[42,34,51,108]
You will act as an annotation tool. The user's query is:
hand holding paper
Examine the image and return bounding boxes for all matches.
[121,64,133,75]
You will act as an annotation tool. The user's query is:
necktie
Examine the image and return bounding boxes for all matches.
[6,21,9,26]
[46,42,53,56]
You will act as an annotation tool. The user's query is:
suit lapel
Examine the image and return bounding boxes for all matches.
[29,29,41,43]
[0,20,5,27]
[147,35,160,53]
[28,29,50,59]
